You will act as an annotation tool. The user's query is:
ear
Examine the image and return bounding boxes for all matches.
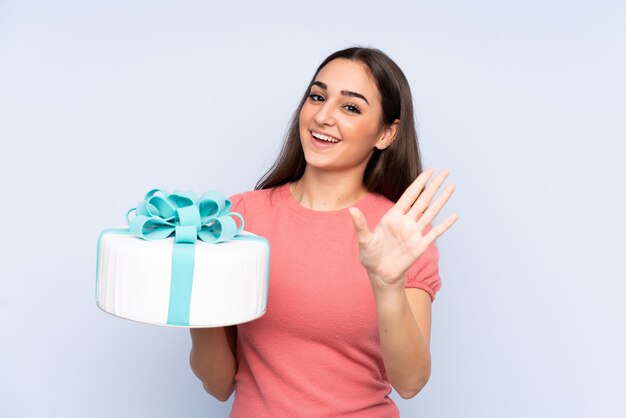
[375,119,400,150]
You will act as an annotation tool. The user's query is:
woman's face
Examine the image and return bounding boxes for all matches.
[298,58,397,175]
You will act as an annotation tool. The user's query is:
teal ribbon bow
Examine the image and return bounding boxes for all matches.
[126,189,244,326]
[126,189,244,245]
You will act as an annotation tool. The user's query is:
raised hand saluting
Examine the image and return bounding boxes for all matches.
[348,169,458,289]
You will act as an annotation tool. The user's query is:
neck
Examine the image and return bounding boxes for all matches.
[289,166,369,211]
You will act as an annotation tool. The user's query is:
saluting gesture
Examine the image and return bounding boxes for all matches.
[349,169,458,287]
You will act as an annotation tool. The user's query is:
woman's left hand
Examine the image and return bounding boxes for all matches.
[349,169,458,289]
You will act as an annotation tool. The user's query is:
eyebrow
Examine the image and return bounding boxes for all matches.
[312,81,369,105]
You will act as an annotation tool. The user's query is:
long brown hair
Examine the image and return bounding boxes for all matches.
[255,47,423,202]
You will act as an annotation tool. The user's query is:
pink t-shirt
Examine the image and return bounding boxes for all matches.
[228,184,441,417]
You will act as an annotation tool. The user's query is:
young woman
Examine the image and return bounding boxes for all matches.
[189,47,458,417]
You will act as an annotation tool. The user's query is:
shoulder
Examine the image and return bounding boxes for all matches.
[229,186,285,216]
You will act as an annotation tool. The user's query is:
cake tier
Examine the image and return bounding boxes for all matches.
[96,230,269,327]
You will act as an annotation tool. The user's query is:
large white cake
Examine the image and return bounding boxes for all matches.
[96,230,269,327]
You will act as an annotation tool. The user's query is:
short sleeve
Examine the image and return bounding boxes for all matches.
[405,224,442,301]
[229,193,247,228]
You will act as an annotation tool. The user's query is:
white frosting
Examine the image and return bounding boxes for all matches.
[96,231,269,327]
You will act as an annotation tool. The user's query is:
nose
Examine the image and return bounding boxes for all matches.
[313,101,335,126]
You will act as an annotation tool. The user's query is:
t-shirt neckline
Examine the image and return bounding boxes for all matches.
[277,183,377,220]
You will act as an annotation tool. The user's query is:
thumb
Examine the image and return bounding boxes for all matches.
[348,207,370,242]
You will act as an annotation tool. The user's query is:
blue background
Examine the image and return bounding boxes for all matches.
[1,1,625,417]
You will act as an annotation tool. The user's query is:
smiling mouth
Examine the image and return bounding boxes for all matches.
[310,131,340,143]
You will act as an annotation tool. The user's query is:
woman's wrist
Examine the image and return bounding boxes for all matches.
[367,270,406,294]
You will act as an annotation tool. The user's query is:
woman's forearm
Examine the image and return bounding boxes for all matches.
[372,282,431,399]
[189,326,238,401]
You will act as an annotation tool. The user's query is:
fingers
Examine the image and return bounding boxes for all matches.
[348,207,371,243]
[407,169,450,220]
[423,213,459,243]
[416,183,456,228]
[395,169,434,213]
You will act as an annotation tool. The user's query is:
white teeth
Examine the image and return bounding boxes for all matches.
[311,131,340,143]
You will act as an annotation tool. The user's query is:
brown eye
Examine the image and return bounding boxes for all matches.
[344,104,361,114]
[309,94,324,102]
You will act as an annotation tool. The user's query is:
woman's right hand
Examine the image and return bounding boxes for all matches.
[189,326,238,401]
